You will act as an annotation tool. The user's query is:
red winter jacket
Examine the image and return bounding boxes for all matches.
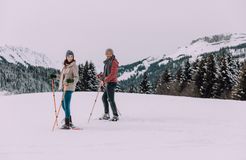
[98,57,119,83]
[104,58,119,83]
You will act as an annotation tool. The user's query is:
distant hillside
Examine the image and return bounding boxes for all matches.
[118,33,246,91]
[0,46,59,94]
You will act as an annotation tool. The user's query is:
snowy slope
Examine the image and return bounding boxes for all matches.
[173,33,246,60]
[0,92,245,160]
[118,56,166,81]
[118,33,246,81]
[0,45,59,68]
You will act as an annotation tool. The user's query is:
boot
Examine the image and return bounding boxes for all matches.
[69,116,76,129]
[110,116,119,122]
[61,118,70,129]
[99,113,110,120]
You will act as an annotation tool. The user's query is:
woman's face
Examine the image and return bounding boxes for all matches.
[105,51,113,59]
[66,55,74,62]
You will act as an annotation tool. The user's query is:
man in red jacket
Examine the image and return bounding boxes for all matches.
[98,48,119,121]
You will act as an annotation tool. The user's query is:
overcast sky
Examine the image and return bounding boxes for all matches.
[1,0,246,67]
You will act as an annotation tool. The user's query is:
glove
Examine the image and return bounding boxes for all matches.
[66,79,74,84]
[50,74,57,79]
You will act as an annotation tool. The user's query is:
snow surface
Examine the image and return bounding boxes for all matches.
[0,45,59,69]
[0,91,9,96]
[0,92,246,160]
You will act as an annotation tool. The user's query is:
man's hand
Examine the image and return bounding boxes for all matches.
[99,81,105,87]
[97,72,104,81]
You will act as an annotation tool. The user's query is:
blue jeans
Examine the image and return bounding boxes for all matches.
[62,91,73,119]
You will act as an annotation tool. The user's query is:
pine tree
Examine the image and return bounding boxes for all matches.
[156,69,172,94]
[115,84,124,92]
[218,56,231,97]
[82,61,90,91]
[87,62,98,91]
[194,58,206,97]
[139,72,152,94]
[174,67,184,93]
[75,64,84,91]
[200,54,218,98]
[129,85,137,93]
[175,61,192,93]
[227,54,239,87]
[232,62,246,100]
[183,61,192,83]
[213,53,239,98]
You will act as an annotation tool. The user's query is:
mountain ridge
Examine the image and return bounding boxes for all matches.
[0,45,59,69]
[117,33,246,90]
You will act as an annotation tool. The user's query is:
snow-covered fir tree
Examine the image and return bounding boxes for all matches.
[75,64,84,91]
[174,67,184,93]
[200,54,218,98]
[87,62,98,91]
[232,62,246,100]
[194,58,206,97]
[183,60,192,84]
[0,60,59,94]
[156,69,172,95]
[81,61,90,91]
[175,61,192,93]
[128,85,138,93]
[139,72,152,94]
[115,83,124,92]
[76,61,98,91]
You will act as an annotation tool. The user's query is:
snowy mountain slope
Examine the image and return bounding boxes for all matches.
[118,56,167,81]
[0,45,59,69]
[173,33,246,60]
[118,33,246,82]
[0,92,245,160]
[118,55,174,81]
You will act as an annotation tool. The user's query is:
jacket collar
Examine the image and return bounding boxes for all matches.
[104,55,116,64]
[65,61,76,68]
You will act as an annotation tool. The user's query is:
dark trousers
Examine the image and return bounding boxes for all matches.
[102,82,118,116]
[62,91,73,119]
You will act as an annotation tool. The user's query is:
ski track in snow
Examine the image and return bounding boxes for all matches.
[0,92,246,160]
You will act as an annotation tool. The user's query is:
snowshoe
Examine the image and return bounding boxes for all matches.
[99,114,110,120]
[60,124,70,129]
[110,116,119,122]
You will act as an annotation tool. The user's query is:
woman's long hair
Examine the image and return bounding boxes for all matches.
[63,58,75,66]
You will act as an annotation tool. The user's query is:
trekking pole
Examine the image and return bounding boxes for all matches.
[51,79,58,127]
[52,92,65,131]
[88,86,101,123]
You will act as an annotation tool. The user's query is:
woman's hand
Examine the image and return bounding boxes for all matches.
[63,84,68,91]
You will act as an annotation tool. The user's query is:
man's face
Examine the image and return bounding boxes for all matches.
[105,51,113,59]
[66,55,74,62]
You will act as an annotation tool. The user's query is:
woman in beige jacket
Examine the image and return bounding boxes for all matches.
[59,50,79,129]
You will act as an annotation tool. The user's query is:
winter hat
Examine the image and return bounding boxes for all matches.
[66,50,74,57]
[105,48,114,55]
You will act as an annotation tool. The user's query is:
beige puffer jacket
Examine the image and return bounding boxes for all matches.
[58,61,79,91]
